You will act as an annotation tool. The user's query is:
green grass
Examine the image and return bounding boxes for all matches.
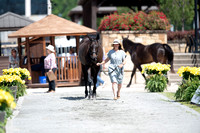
[161,92,200,113]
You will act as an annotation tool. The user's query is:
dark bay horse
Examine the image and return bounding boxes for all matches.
[122,36,175,87]
[78,35,103,99]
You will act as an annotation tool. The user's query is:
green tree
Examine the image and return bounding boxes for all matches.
[158,0,194,31]
[51,0,78,20]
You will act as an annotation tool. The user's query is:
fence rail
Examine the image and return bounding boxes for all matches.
[56,56,81,82]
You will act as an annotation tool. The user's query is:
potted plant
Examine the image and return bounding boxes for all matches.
[142,63,171,92]
[0,75,25,99]
[0,88,16,132]
[2,68,31,98]
[175,66,200,101]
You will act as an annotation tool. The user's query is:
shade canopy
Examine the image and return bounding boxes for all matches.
[8,14,97,38]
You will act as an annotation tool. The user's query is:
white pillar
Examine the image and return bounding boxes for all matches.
[47,0,52,15]
[25,0,31,17]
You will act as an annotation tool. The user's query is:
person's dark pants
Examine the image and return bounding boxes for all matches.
[45,68,56,91]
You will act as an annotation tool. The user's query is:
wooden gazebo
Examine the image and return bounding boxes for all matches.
[8,14,96,87]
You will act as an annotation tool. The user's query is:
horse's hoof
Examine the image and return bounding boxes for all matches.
[126,84,130,88]
[88,94,91,100]
[85,94,88,98]
[92,93,96,99]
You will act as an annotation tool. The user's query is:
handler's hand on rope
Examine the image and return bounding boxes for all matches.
[118,64,124,68]
[96,62,101,66]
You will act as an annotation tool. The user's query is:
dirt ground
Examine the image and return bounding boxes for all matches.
[6,84,200,133]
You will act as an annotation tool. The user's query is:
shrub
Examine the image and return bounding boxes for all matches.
[146,11,171,30]
[98,11,170,31]
[167,30,195,41]
[16,83,27,98]
[145,74,168,92]
[175,78,200,101]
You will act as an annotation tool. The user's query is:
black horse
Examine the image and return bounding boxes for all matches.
[78,35,103,99]
[122,36,175,87]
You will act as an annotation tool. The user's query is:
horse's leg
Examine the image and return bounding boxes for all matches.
[87,68,92,99]
[92,68,99,99]
[137,65,146,80]
[88,79,92,99]
[127,66,137,87]
[83,65,88,98]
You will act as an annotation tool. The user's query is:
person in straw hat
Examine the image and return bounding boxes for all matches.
[97,39,127,100]
[44,45,57,93]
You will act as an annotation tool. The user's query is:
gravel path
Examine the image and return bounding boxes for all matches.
[6,85,200,133]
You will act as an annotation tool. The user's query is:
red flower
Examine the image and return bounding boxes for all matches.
[98,11,170,31]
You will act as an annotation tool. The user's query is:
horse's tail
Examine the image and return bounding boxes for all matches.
[163,44,175,73]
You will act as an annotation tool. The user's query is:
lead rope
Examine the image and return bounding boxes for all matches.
[102,66,118,76]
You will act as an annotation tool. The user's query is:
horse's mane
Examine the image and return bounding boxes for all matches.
[80,36,91,45]
[123,38,144,52]
[123,38,143,46]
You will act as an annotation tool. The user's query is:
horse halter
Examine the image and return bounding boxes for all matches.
[89,40,99,62]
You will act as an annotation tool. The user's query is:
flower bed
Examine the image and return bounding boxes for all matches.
[142,63,171,92]
[98,11,170,31]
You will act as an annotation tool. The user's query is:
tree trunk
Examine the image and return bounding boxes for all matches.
[182,19,185,31]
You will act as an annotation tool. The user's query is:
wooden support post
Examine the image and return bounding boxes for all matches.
[43,37,46,56]
[26,37,32,84]
[75,36,82,81]
[82,1,92,28]
[82,0,97,29]
[91,0,97,30]
[75,36,80,54]
[17,38,22,67]
[50,36,55,47]
[50,36,56,55]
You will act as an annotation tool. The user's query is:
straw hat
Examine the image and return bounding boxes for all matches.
[46,45,55,52]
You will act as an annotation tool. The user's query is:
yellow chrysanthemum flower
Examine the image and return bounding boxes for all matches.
[142,63,170,75]
[0,89,16,110]
[2,68,31,81]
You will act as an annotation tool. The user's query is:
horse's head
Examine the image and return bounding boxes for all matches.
[87,35,100,63]
[122,35,129,52]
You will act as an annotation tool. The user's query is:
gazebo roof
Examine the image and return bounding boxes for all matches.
[8,14,97,38]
